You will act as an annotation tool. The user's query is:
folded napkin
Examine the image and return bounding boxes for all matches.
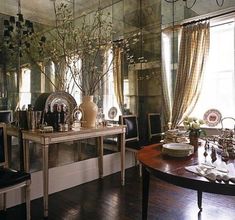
[185,162,235,183]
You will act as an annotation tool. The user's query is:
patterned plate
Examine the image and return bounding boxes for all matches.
[108,107,117,119]
[203,109,222,127]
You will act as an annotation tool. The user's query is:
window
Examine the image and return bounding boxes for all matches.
[46,60,82,104]
[123,79,130,110]
[103,49,121,121]
[19,68,31,109]
[190,19,235,128]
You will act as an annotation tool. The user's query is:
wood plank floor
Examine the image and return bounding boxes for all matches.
[1,167,235,220]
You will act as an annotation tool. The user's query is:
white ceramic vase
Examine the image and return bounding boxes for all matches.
[79,96,98,128]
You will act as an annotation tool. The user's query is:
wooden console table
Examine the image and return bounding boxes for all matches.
[8,125,126,218]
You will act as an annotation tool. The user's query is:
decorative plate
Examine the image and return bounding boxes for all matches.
[45,91,77,124]
[108,107,118,119]
[203,109,222,127]
[73,107,83,121]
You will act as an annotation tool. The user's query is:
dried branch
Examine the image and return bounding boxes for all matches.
[23,2,139,96]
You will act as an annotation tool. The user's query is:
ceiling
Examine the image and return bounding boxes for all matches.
[2,0,235,26]
[189,0,235,15]
[0,0,115,26]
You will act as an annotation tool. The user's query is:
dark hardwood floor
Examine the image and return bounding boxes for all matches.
[1,167,235,220]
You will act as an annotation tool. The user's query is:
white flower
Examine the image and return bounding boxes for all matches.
[192,122,200,129]
[199,119,204,125]
[184,125,190,130]
[183,116,204,131]
[183,121,189,126]
[188,117,193,122]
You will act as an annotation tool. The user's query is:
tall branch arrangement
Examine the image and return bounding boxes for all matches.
[26,2,114,95]
[24,2,140,96]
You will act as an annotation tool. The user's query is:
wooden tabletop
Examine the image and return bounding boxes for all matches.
[138,144,235,195]
[7,124,126,145]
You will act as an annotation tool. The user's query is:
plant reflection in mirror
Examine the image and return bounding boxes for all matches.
[24,1,141,96]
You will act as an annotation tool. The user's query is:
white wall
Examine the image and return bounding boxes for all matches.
[5,151,135,208]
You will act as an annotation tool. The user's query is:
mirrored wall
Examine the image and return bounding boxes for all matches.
[0,0,162,171]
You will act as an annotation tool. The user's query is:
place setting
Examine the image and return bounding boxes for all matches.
[185,137,235,183]
[185,161,235,183]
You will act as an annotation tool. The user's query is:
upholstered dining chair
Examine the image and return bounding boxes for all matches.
[147,113,164,144]
[0,110,13,124]
[119,115,143,176]
[0,123,31,220]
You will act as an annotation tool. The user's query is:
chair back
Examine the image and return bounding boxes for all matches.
[0,123,8,167]
[0,110,13,124]
[220,117,235,130]
[147,113,162,141]
[120,115,139,142]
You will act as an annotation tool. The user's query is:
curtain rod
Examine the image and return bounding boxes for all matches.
[162,8,235,31]
[183,9,235,26]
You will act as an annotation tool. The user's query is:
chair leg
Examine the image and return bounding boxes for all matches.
[134,152,138,166]
[139,163,142,177]
[3,193,6,211]
[26,180,31,220]
[134,152,142,177]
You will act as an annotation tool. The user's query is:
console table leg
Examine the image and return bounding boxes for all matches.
[42,144,49,218]
[120,133,125,186]
[98,137,104,178]
[142,166,150,220]
[197,190,202,210]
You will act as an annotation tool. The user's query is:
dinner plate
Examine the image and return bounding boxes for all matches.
[203,109,222,127]
[108,107,117,119]
[162,143,194,157]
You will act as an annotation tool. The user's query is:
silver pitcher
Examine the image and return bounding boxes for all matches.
[27,111,42,131]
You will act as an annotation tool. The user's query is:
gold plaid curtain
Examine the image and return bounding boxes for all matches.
[162,30,174,129]
[113,47,124,113]
[171,21,210,128]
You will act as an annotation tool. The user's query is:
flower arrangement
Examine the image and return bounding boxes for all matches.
[183,116,205,137]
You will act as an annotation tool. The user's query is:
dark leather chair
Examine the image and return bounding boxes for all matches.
[0,110,13,124]
[147,113,164,144]
[0,123,31,220]
[119,115,143,175]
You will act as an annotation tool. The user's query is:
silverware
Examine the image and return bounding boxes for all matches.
[222,174,229,182]
[200,163,229,174]
[230,177,235,183]
[195,165,235,183]
[216,174,222,182]
[205,172,216,182]
[196,167,216,181]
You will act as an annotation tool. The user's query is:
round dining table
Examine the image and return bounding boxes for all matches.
[138,143,235,220]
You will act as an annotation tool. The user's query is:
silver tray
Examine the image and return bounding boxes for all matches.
[45,91,77,124]
[35,91,77,125]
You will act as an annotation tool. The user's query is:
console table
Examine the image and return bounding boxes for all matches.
[138,144,235,220]
[7,125,126,218]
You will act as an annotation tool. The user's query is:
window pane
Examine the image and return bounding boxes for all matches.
[190,21,235,128]
[19,68,31,109]
[102,49,121,121]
